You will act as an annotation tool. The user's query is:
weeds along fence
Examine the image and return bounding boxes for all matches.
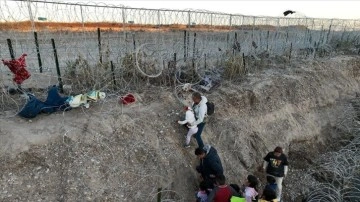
[1,0,360,105]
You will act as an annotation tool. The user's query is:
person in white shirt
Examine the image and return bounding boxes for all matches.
[190,92,208,148]
[178,106,198,148]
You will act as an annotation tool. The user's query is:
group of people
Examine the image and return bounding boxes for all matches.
[177,92,289,202]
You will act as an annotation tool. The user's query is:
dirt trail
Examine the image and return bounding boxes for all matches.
[0,55,359,201]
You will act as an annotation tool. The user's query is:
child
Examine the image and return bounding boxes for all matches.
[230,184,245,202]
[207,175,238,202]
[196,180,210,202]
[264,176,277,195]
[259,189,278,202]
[178,106,198,148]
[242,175,259,202]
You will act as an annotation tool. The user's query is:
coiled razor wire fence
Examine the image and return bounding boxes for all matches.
[0,2,359,201]
[304,135,360,202]
[301,98,360,202]
[1,0,360,114]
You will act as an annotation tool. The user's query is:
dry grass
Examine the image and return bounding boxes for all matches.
[0,21,308,32]
[63,56,113,94]
[223,54,246,80]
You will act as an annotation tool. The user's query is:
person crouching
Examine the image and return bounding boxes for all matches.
[178,106,198,148]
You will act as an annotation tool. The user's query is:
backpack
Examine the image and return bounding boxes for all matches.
[206,102,215,115]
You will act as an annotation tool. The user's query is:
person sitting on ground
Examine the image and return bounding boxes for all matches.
[196,180,212,202]
[259,188,278,202]
[178,106,198,148]
[242,175,259,202]
[207,174,238,202]
[195,145,224,184]
[190,92,208,148]
[264,176,277,194]
[263,146,289,201]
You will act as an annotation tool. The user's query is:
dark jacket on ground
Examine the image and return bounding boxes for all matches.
[197,145,224,180]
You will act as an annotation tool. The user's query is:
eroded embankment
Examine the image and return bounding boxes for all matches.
[0,56,359,201]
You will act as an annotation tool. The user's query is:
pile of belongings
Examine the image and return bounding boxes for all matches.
[195,69,222,92]
[18,86,106,118]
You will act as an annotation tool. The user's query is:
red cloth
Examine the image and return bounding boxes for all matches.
[213,186,232,202]
[120,94,136,105]
[2,54,31,84]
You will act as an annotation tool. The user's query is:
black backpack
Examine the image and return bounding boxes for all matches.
[206,102,215,115]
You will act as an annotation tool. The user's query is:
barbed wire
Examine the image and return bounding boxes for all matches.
[1,1,360,201]
[302,97,360,202]
[0,0,359,115]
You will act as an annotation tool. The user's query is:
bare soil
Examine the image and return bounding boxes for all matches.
[0,55,360,201]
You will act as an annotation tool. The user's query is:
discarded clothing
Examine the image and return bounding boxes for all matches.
[195,69,222,92]
[87,90,106,101]
[18,85,70,118]
[120,93,135,105]
[2,54,31,84]
[66,90,106,108]
[66,94,89,108]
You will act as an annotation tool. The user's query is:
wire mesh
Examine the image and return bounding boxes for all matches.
[0,0,360,115]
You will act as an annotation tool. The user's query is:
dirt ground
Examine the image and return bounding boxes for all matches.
[0,55,360,201]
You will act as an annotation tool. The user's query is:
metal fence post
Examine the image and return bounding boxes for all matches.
[122,7,126,25]
[157,10,161,26]
[188,11,191,27]
[26,0,35,32]
[6,39,15,60]
[184,30,187,61]
[80,5,85,31]
[97,28,102,63]
[51,38,64,93]
[34,32,43,73]
[229,14,232,27]
[252,16,255,41]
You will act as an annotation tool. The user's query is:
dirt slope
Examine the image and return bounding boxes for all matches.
[0,55,359,201]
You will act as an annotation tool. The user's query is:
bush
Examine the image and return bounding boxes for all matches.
[223,55,246,80]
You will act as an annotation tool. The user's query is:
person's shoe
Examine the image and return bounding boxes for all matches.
[183,144,190,148]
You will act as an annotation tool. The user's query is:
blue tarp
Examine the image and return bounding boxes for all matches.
[18,85,70,118]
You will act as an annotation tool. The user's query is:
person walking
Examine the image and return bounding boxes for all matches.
[263,147,289,201]
[195,145,223,184]
[190,92,208,148]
